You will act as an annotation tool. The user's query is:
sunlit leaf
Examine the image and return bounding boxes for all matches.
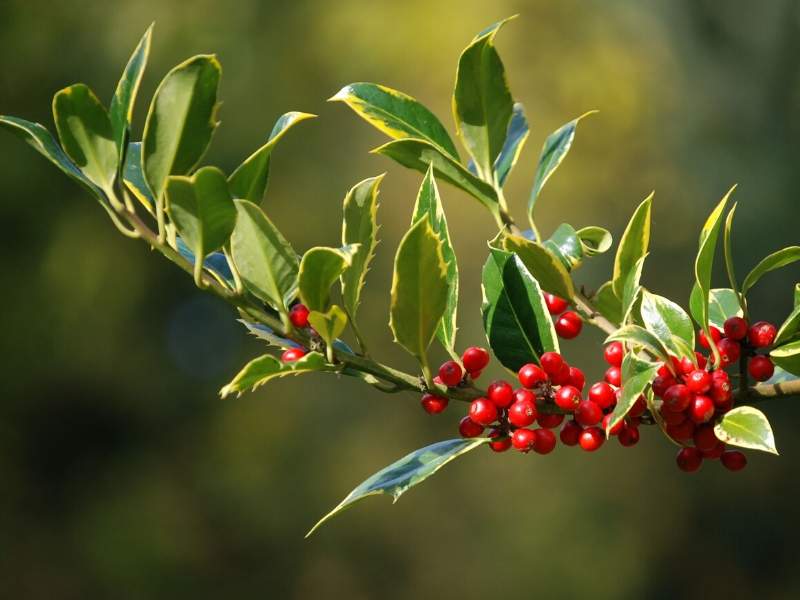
[544,223,583,271]
[577,225,613,257]
[495,102,529,186]
[741,246,800,296]
[605,354,658,436]
[593,281,623,325]
[501,234,574,300]
[770,340,800,377]
[714,406,778,454]
[689,286,743,330]
[775,284,800,346]
[605,324,671,365]
[299,246,358,312]
[640,290,694,359]
[220,351,331,398]
[612,193,652,298]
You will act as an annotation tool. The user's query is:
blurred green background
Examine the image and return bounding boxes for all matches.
[2,0,800,598]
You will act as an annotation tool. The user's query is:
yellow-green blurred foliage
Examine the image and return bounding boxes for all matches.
[1,1,800,598]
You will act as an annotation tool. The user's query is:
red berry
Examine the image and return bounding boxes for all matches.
[469,369,483,380]
[508,398,538,428]
[289,303,310,328]
[748,321,777,348]
[604,366,622,387]
[588,382,616,410]
[281,347,307,362]
[629,395,647,418]
[695,352,708,370]
[663,384,692,412]
[602,413,623,436]
[518,363,548,388]
[702,442,725,460]
[679,356,696,375]
[604,341,624,367]
[748,355,774,382]
[488,429,512,453]
[711,371,733,406]
[723,316,748,341]
[652,374,676,398]
[717,338,741,367]
[544,292,569,315]
[555,311,583,339]
[554,385,582,412]
[576,400,603,427]
[618,424,640,447]
[560,420,582,446]
[568,366,586,391]
[693,423,719,452]
[533,428,557,454]
[676,447,703,472]
[438,360,463,387]
[578,427,605,452]
[540,352,564,377]
[462,347,490,372]
[551,362,572,386]
[721,450,747,471]
[537,413,565,429]
[459,416,484,438]
[689,395,715,423]
[420,393,449,414]
[512,387,535,405]
[469,397,498,426]
[511,428,536,452]
[660,406,687,426]
[698,326,722,349]
[666,419,695,441]
[686,369,712,394]
[487,380,514,408]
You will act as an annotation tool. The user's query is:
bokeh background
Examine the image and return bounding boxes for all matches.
[2,0,800,598]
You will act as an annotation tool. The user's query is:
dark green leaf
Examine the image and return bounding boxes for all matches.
[228,111,316,202]
[612,193,652,298]
[299,246,357,312]
[482,248,559,372]
[122,141,155,213]
[330,82,458,160]
[714,406,778,454]
[501,234,574,300]
[142,54,221,199]
[640,290,694,359]
[775,284,800,345]
[495,102,529,186]
[605,354,659,435]
[544,223,584,271]
[741,246,800,296]
[220,351,330,398]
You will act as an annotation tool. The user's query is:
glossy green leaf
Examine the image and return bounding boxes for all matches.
[501,234,574,300]
[165,166,236,267]
[122,141,155,212]
[341,175,383,319]
[453,17,514,179]
[220,351,330,398]
[605,324,670,365]
[640,290,694,359]
[495,102,529,186]
[714,406,778,454]
[766,365,798,385]
[770,340,800,377]
[775,284,800,345]
[230,199,299,314]
[412,168,458,353]
[621,255,646,323]
[373,138,498,212]
[544,223,584,271]
[689,286,743,331]
[577,226,613,257]
[142,54,221,199]
[228,111,316,202]
[109,24,153,162]
[612,193,653,298]
[605,354,659,436]
[482,248,559,372]
[722,202,743,308]
[741,246,800,296]
[331,82,458,160]
[593,281,623,325]
[53,84,118,192]
[308,305,349,351]
[389,218,449,365]
[307,437,487,537]
[527,111,596,231]
[299,246,357,312]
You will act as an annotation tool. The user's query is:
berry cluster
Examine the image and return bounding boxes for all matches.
[544,293,583,340]
[277,303,313,362]
[655,315,777,472]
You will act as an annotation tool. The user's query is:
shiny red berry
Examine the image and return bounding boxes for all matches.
[289,303,310,328]
[459,416,484,438]
[578,427,605,452]
[518,363,548,388]
[533,428,557,454]
[420,393,448,414]
[667,419,695,441]
[604,366,622,387]
[602,413,623,436]
[721,450,747,471]
[555,311,583,339]
[540,352,564,377]
[748,321,777,348]
[702,442,725,460]
[698,326,723,349]
[686,369,712,394]
[487,380,514,408]
[468,369,483,380]
[576,400,603,427]
[508,398,538,428]
[629,395,646,418]
[676,447,703,472]
[551,362,572,386]
[511,428,536,452]
[693,423,719,452]
[512,387,535,405]
[748,355,774,382]
[462,347,490,372]
[660,406,687,426]
[588,382,616,410]
[488,429,512,453]
[618,424,640,447]
[560,420,582,446]
[544,292,569,315]
[723,316,748,341]
[652,374,676,398]
[554,385,582,412]
[689,395,715,423]
[537,412,565,429]
[438,360,463,387]
[281,347,307,362]
[663,384,692,412]
[469,397,498,426]
[568,366,585,391]
[717,338,741,367]
[604,341,624,367]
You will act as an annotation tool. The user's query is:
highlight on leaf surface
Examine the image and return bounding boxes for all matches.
[220,351,331,398]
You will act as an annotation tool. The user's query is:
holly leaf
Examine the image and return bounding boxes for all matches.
[714,406,778,454]
[605,324,671,365]
[775,284,800,346]
[306,437,488,537]
[308,305,349,351]
[544,223,584,271]
[770,340,800,377]
[689,286,743,330]
[495,102,529,186]
[577,226,613,257]
[722,202,744,308]
[501,234,574,300]
[220,351,331,398]
[612,193,653,298]
[741,246,800,296]
[640,290,695,359]
[593,281,623,325]
[605,354,659,436]
[299,246,358,312]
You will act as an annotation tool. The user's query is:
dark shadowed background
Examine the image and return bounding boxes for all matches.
[1,1,799,598]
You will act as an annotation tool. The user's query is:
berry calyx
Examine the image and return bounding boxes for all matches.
[560,420,581,446]
[540,352,564,377]
[281,347,307,363]
[459,416,484,438]
[469,397,498,426]
[487,380,514,408]
[720,450,747,471]
[604,366,622,387]
[488,429,512,453]
[511,428,536,453]
[555,311,583,339]
[686,369,712,394]
[575,400,603,427]
[289,303,310,328]
[533,428,557,454]
[420,393,448,414]
[462,346,490,372]
[518,363,548,388]
[578,427,605,452]
[723,316,748,341]
[554,385,582,412]
[508,398,538,428]
[543,292,569,315]
[438,360,463,387]
[748,321,777,348]
[676,447,703,472]
[604,341,624,367]
[663,384,692,412]
[748,355,774,382]
[588,382,616,410]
